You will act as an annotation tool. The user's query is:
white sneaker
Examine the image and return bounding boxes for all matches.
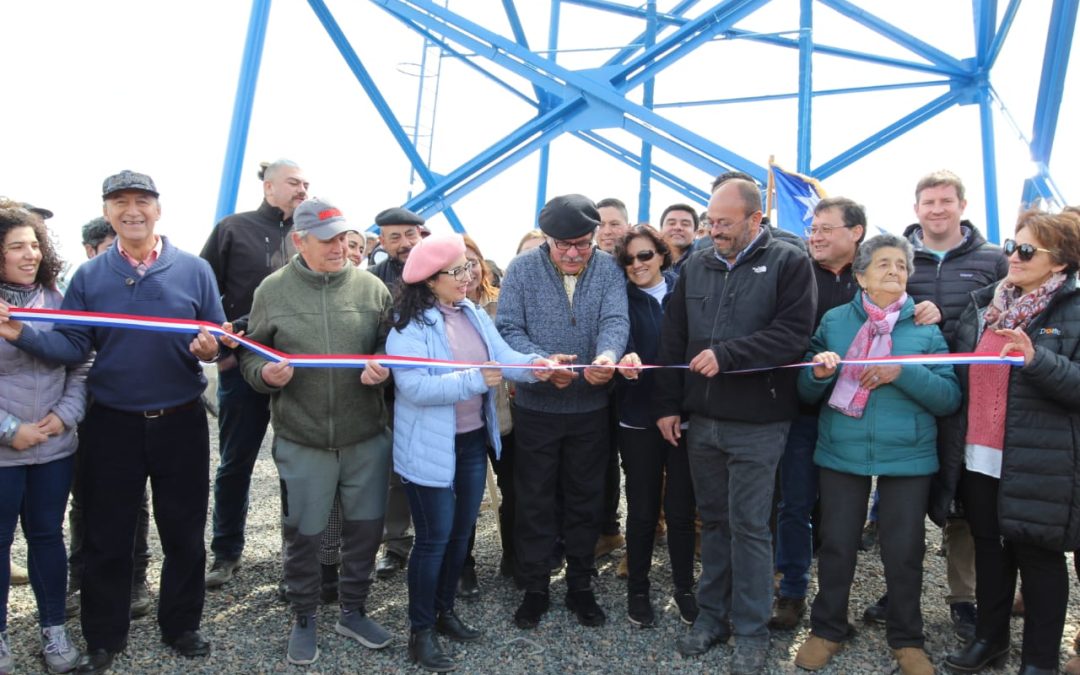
[1,631,13,675]
[41,625,79,674]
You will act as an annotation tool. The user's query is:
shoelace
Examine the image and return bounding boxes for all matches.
[43,628,72,655]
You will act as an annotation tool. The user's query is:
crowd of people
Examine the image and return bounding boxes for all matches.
[1,163,1079,675]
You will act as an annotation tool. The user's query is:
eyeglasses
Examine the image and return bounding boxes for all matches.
[1003,239,1055,262]
[551,238,594,252]
[439,260,476,281]
[807,223,846,236]
[620,250,657,266]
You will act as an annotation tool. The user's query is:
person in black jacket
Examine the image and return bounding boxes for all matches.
[655,178,815,673]
[864,170,1007,640]
[939,210,1080,675]
[200,159,308,589]
[614,225,697,629]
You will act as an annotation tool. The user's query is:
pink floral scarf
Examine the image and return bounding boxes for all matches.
[828,291,907,419]
[984,272,1066,331]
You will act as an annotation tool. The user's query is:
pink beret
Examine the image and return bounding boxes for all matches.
[402,232,467,283]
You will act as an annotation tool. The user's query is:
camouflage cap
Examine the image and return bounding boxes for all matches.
[102,170,159,199]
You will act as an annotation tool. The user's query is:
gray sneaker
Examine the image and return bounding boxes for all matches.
[1,631,13,675]
[731,640,768,675]
[41,625,80,674]
[676,621,729,657]
[205,558,241,589]
[335,609,392,649]
[287,614,319,665]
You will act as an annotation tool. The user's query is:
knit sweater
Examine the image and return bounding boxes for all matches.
[13,237,225,411]
[239,256,392,449]
[495,244,629,414]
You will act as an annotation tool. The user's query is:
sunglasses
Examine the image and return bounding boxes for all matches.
[620,250,657,266]
[1003,239,1055,262]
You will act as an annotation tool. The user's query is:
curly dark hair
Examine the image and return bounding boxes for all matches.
[614,224,672,271]
[0,198,64,289]
[390,276,440,332]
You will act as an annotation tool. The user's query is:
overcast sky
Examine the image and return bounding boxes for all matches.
[1,0,1076,268]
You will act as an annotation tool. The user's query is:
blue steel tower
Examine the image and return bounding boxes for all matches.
[216,0,1076,244]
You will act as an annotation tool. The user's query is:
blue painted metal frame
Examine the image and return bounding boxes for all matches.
[215,0,273,222]
[217,0,1073,242]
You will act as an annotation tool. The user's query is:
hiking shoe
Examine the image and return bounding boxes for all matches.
[673,591,699,625]
[566,589,606,627]
[513,591,549,629]
[594,533,625,559]
[862,594,888,624]
[335,608,392,649]
[627,592,655,627]
[860,521,878,551]
[676,621,729,657]
[769,595,807,630]
[130,582,151,619]
[375,550,406,579]
[615,554,628,578]
[950,602,977,643]
[893,647,934,675]
[732,640,768,675]
[9,561,28,585]
[41,625,80,674]
[794,635,843,670]
[287,614,319,665]
[204,557,240,589]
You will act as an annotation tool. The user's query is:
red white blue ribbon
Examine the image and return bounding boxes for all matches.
[8,306,1024,371]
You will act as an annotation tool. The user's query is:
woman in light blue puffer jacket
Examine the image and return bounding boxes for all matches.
[386,233,553,673]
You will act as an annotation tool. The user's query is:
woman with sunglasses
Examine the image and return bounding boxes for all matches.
[387,233,553,672]
[614,225,697,628]
[942,210,1080,675]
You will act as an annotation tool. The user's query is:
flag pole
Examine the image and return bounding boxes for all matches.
[765,154,776,218]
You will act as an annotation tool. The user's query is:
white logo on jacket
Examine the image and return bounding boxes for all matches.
[753,265,767,274]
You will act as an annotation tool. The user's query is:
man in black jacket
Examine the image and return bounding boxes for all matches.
[656,178,815,673]
[200,159,308,589]
[861,170,1007,641]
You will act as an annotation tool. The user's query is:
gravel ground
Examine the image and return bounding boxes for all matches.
[7,407,1080,674]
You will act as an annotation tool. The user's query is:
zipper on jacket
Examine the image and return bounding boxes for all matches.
[264,236,272,268]
[321,274,335,449]
[703,269,730,403]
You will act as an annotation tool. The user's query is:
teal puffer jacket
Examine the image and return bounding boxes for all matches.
[798,293,961,477]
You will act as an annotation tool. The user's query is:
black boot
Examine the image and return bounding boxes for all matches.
[456,563,479,601]
[408,628,455,672]
[435,609,482,641]
[320,563,339,605]
[943,639,1010,672]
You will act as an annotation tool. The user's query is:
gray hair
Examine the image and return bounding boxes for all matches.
[262,158,300,182]
[852,233,915,276]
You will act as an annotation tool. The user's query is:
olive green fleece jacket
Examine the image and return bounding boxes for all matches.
[239,255,392,449]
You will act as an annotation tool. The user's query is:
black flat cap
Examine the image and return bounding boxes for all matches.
[102,170,159,199]
[374,207,425,228]
[19,202,54,220]
[538,194,600,240]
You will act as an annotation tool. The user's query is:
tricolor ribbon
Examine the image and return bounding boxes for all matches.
[7,307,1024,371]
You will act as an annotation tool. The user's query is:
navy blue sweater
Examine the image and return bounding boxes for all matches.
[616,271,677,428]
[14,237,226,411]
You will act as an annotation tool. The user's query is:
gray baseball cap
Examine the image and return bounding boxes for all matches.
[102,170,159,199]
[293,198,351,240]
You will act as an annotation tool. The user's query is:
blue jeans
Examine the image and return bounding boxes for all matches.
[211,365,271,561]
[687,416,789,644]
[775,414,819,599]
[0,454,75,631]
[404,429,488,631]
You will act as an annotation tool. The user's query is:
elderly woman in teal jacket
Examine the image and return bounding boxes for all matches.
[386,233,554,673]
[792,233,960,675]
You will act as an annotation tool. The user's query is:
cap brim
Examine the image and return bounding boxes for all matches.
[103,188,160,199]
[299,219,351,241]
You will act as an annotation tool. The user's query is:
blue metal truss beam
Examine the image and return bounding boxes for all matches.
[986,0,1021,69]
[1022,0,1077,206]
[614,0,771,92]
[373,0,765,181]
[563,0,687,26]
[574,130,710,205]
[814,88,967,179]
[604,0,700,66]
[655,79,951,107]
[725,28,963,77]
[216,0,273,221]
[307,0,465,231]
[974,0,997,65]
[796,0,812,173]
[637,0,658,223]
[978,86,1000,241]
[818,0,968,75]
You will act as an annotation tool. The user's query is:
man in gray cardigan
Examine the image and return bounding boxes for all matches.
[496,194,629,630]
